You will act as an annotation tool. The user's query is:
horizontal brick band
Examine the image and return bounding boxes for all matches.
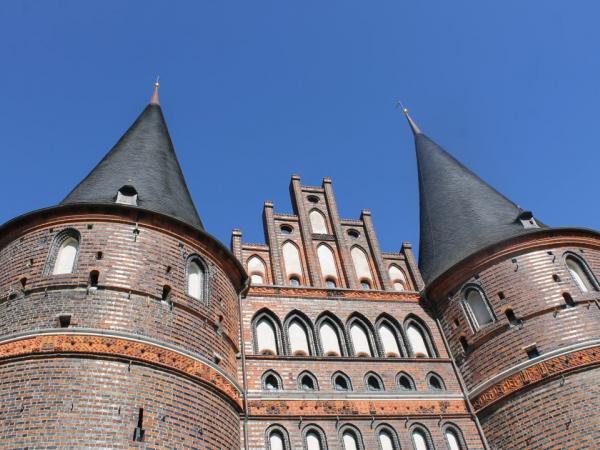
[0,333,242,408]
[471,345,600,412]
[247,398,468,417]
[248,286,420,302]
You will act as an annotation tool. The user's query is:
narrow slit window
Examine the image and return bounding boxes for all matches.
[463,288,495,330]
[53,237,79,275]
[187,259,205,300]
[565,255,598,293]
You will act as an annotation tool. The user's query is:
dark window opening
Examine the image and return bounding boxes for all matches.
[162,285,171,301]
[133,408,145,442]
[289,276,300,287]
[117,185,138,206]
[89,270,99,287]
[398,374,414,391]
[96,251,103,260]
[325,278,336,288]
[505,309,521,327]
[428,374,444,391]
[333,374,350,391]
[307,195,320,203]
[553,274,560,282]
[299,375,316,391]
[459,336,469,353]
[20,277,27,289]
[366,375,382,391]
[264,374,281,391]
[563,293,575,308]
[526,346,540,359]
[280,224,293,234]
[347,229,360,239]
[58,314,71,328]
[498,291,505,300]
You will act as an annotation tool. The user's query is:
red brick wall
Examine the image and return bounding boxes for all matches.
[0,210,243,448]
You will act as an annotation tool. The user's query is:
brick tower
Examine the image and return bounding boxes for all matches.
[232,176,488,450]
[402,110,600,449]
[0,85,247,448]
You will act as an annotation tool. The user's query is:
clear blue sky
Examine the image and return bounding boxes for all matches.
[1,1,599,255]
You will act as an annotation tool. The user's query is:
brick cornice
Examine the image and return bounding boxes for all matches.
[0,333,242,409]
[247,398,468,418]
[470,344,600,412]
[247,285,421,302]
[427,228,600,298]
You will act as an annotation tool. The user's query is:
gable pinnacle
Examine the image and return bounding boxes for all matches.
[150,76,160,105]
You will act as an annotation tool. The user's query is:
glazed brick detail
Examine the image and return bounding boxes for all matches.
[479,366,600,450]
[0,357,240,449]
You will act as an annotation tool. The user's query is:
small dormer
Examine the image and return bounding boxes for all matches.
[516,211,539,229]
[116,185,138,206]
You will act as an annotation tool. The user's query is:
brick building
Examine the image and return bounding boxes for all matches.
[0,86,597,449]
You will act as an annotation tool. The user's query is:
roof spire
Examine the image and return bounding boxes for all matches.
[150,76,160,105]
[397,101,421,135]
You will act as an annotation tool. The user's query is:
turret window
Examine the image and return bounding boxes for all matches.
[116,185,138,206]
[462,287,495,331]
[565,255,598,293]
[53,237,79,275]
[187,258,206,301]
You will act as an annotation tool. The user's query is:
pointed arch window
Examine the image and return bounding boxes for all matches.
[282,241,304,286]
[255,315,280,355]
[332,372,352,391]
[565,255,598,293]
[298,371,318,391]
[317,244,339,286]
[406,321,433,358]
[397,372,416,391]
[349,321,373,357]
[248,255,267,285]
[309,210,329,234]
[388,265,407,291]
[52,236,79,275]
[365,372,384,391]
[287,317,312,356]
[319,320,343,356]
[262,371,282,391]
[351,247,373,289]
[378,322,402,357]
[427,372,446,391]
[462,287,495,331]
[187,258,206,301]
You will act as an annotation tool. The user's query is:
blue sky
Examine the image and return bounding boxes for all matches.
[1,1,599,254]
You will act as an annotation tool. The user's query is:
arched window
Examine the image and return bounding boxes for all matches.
[443,425,467,450]
[262,371,282,391]
[388,265,408,291]
[326,278,337,288]
[397,372,416,391]
[187,258,206,301]
[351,247,373,289]
[287,316,313,356]
[304,427,327,450]
[282,241,304,286]
[266,426,290,450]
[332,372,352,391]
[427,372,446,391]
[405,320,433,358]
[309,210,329,234]
[377,426,400,450]
[565,255,598,293]
[462,287,495,330]
[378,321,402,357]
[52,236,79,275]
[298,371,318,391]
[248,256,267,285]
[340,426,363,450]
[411,427,433,450]
[365,372,384,391]
[317,244,339,285]
[254,312,281,355]
[319,320,343,356]
[349,320,374,357]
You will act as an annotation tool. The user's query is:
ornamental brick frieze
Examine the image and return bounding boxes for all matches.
[247,285,420,302]
[247,398,467,417]
[471,345,600,412]
[0,334,242,408]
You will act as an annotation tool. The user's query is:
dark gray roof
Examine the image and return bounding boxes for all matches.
[413,128,544,285]
[62,102,203,229]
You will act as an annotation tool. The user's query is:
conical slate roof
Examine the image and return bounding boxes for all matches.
[407,113,544,284]
[62,89,203,228]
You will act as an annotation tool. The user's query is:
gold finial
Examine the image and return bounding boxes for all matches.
[150,76,161,105]
[396,100,421,135]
